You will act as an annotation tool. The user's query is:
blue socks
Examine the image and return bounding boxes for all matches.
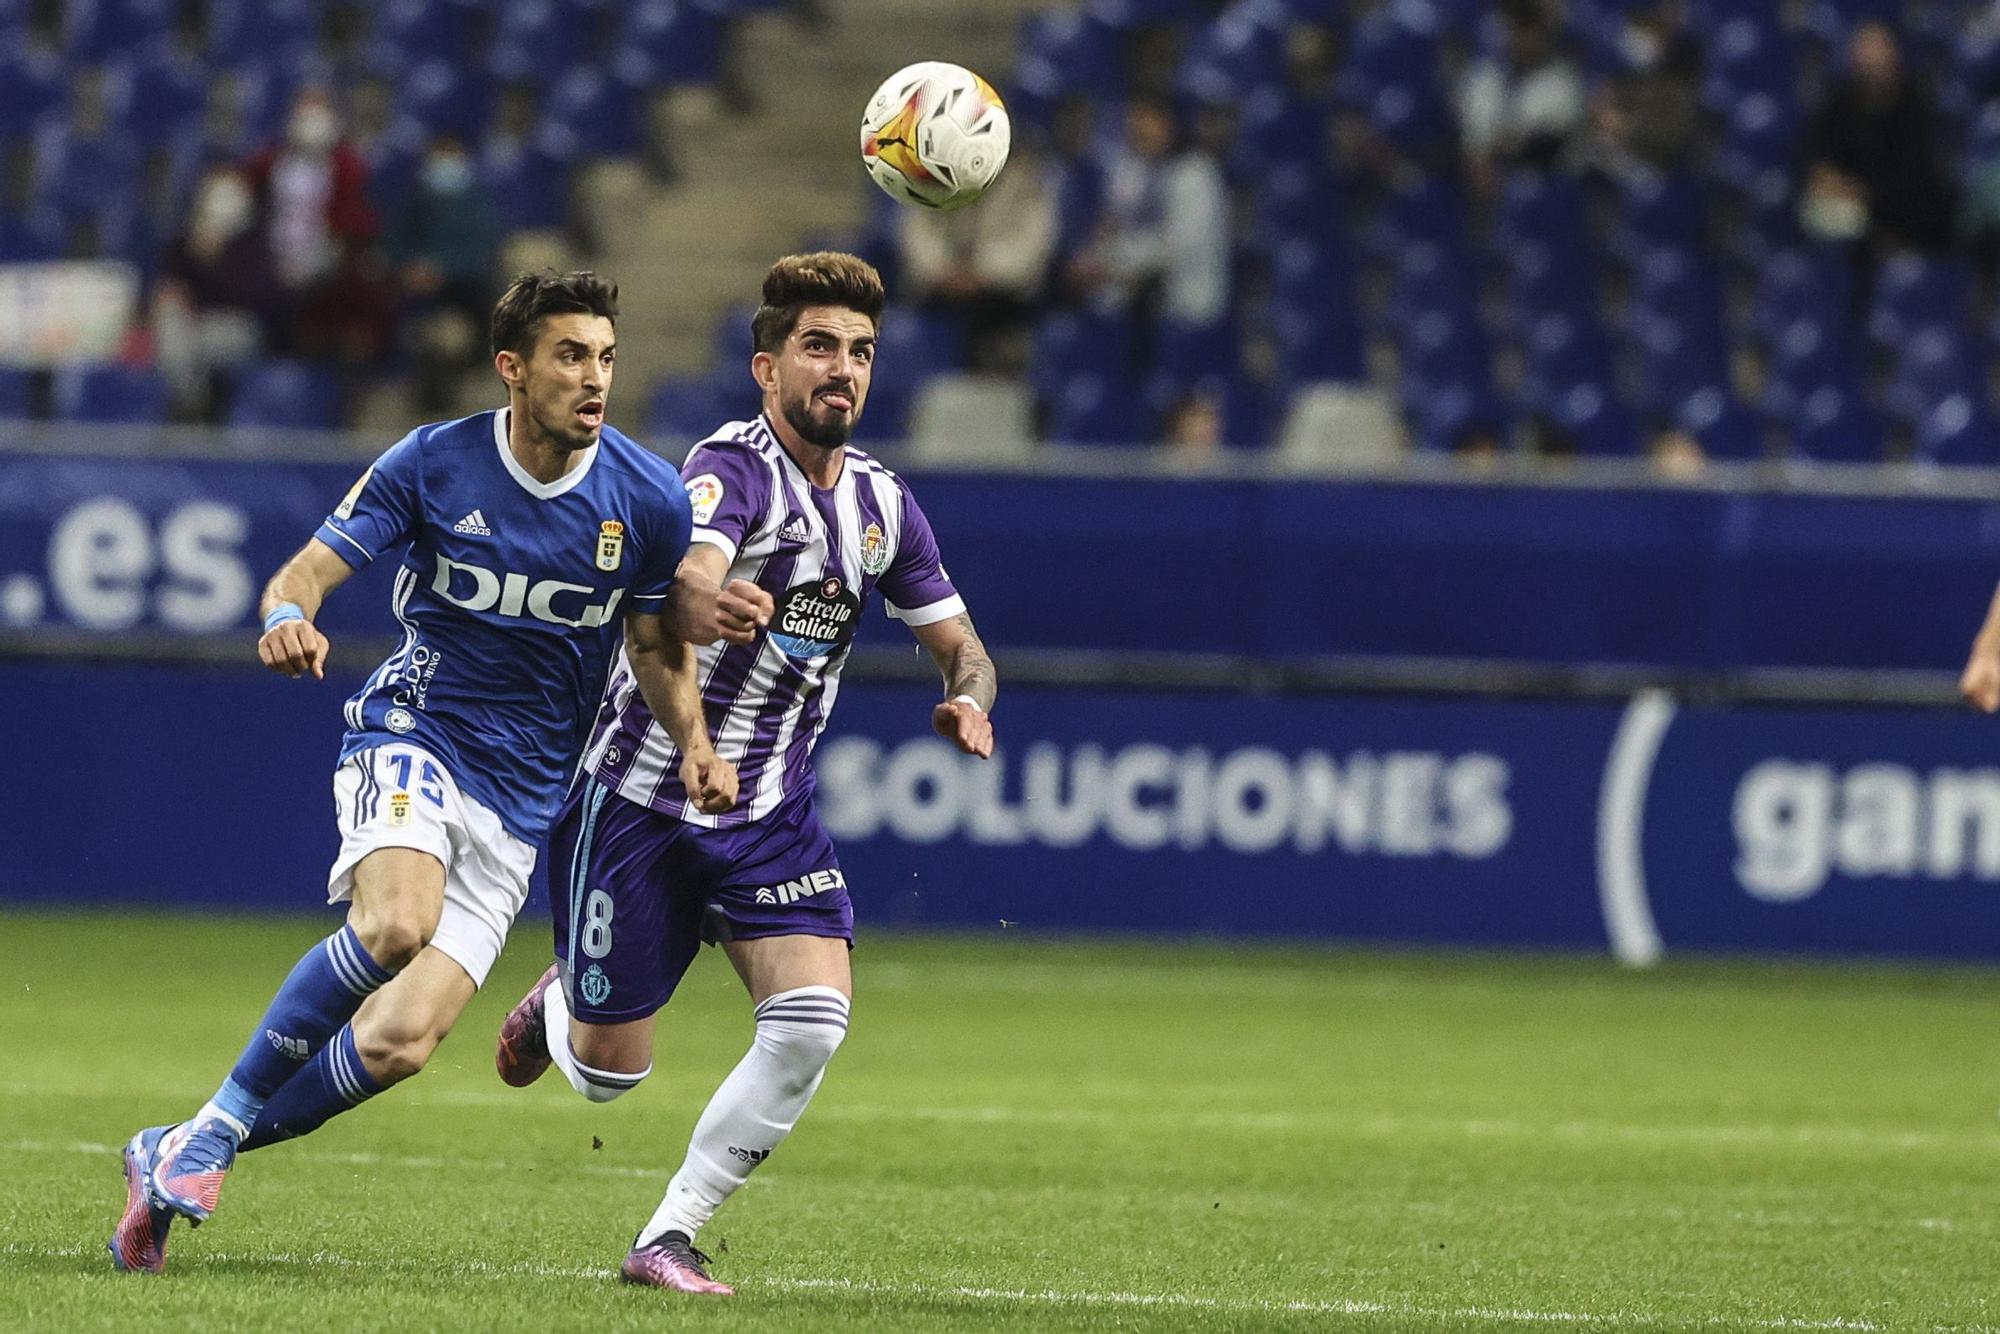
[241,1025,384,1150]
[201,925,393,1138]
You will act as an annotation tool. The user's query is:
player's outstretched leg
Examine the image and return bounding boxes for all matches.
[495,963,560,1087]
[143,920,398,1227]
[107,1126,176,1273]
[129,849,439,1240]
[497,965,654,1100]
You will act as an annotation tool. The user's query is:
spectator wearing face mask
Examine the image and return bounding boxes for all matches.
[152,165,278,422]
[242,89,379,313]
[388,135,500,412]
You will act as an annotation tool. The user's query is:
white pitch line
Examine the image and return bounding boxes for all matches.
[1,1241,1983,1332]
[10,1078,1996,1154]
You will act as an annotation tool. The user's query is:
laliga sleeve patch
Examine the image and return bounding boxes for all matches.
[334,465,374,520]
[686,473,724,526]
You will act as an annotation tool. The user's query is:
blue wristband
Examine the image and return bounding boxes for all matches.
[263,602,306,633]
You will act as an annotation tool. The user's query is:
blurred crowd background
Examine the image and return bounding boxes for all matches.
[4,0,2000,473]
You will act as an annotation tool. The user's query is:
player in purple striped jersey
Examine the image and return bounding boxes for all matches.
[496,253,998,1295]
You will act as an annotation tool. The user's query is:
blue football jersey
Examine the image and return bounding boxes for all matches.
[315,409,692,843]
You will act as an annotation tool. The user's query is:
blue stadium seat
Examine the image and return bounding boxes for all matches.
[1405,377,1510,453]
[398,59,494,139]
[67,0,177,60]
[1546,380,1639,457]
[648,372,742,449]
[1701,13,1797,110]
[1265,238,1366,388]
[375,0,481,64]
[1518,310,1615,414]
[1762,315,1861,423]
[1752,247,1850,345]
[1017,10,1126,107]
[1252,159,1342,250]
[1919,394,2000,467]
[1884,327,1980,428]
[121,48,208,145]
[1674,387,1766,460]
[1791,381,1885,463]
[491,0,600,80]
[1029,311,1133,408]
[1087,0,1205,28]
[0,367,35,418]
[1609,172,1709,264]
[862,311,967,440]
[226,362,342,430]
[1866,253,1972,348]
[205,0,323,66]
[481,129,576,231]
[53,366,170,424]
[0,42,66,139]
[622,0,722,85]
[1714,90,1799,206]
[1046,370,1159,446]
[544,66,639,158]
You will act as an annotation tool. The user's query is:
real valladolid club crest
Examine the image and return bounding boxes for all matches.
[596,520,625,572]
[580,963,613,1006]
[861,521,889,575]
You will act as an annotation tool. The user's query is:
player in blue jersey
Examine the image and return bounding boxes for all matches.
[108,271,775,1274]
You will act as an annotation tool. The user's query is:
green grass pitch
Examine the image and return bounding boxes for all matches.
[2,909,1996,1332]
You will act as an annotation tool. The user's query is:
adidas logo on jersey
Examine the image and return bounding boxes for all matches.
[752,868,846,905]
[776,517,812,545]
[453,509,493,536]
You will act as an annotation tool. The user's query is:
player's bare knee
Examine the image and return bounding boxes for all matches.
[347,909,429,971]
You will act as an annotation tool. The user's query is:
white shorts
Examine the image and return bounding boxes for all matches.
[328,743,536,988]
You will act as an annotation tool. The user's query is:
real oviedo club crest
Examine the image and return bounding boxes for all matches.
[596,520,625,572]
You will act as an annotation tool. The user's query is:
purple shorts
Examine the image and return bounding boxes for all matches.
[547,776,854,1023]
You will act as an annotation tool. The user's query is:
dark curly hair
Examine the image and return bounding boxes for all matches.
[750,252,886,354]
[490,270,619,357]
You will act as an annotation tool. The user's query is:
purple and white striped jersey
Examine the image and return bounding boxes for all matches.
[579,415,963,827]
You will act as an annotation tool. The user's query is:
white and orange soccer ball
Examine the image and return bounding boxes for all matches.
[859,61,1011,211]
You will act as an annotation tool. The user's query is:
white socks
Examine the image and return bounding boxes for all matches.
[639,985,850,1244]
[544,972,651,1104]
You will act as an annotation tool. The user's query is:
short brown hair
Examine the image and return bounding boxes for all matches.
[751,252,886,354]
[491,270,619,357]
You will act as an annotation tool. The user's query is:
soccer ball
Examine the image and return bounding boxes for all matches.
[859,61,1011,212]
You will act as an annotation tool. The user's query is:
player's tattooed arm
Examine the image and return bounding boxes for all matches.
[256,538,356,680]
[623,608,739,812]
[911,611,997,759]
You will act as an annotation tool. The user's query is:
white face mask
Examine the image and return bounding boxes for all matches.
[1801,191,1868,241]
[423,153,473,194]
[195,177,254,236]
[1619,26,1663,70]
[289,104,338,152]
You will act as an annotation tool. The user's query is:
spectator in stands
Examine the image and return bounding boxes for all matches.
[1072,97,1231,361]
[1044,97,1108,307]
[899,139,1057,375]
[1801,23,1954,254]
[152,165,278,423]
[243,87,379,346]
[1456,0,1587,194]
[1590,0,1704,178]
[292,235,398,423]
[389,134,500,413]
